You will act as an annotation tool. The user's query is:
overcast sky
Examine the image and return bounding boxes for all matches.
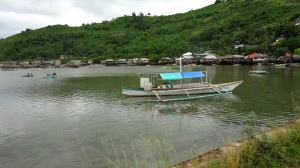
[0,0,215,38]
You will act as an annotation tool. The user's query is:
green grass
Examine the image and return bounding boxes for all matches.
[202,120,300,168]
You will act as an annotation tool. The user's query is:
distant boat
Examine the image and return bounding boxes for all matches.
[46,73,56,79]
[248,70,269,74]
[274,64,286,68]
[21,73,34,77]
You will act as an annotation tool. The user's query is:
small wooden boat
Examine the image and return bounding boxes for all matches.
[248,70,269,74]
[274,64,286,68]
[21,73,34,77]
[46,73,56,79]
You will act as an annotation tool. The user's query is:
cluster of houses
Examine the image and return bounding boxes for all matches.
[107,52,300,66]
[1,52,300,70]
[0,59,86,70]
[104,58,151,66]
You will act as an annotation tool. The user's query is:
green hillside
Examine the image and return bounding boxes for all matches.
[0,0,299,61]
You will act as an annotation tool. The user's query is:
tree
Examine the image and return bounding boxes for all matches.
[294,48,300,55]
[274,47,289,57]
[215,0,222,4]
[139,12,144,17]
[148,54,160,62]
[277,38,300,54]
[214,0,230,4]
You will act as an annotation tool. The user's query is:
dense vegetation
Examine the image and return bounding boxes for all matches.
[205,120,300,168]
[0,0,299,62]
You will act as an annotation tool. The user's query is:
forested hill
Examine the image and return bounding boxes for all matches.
[0,0,299,61]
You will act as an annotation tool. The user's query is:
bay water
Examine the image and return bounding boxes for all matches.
[0,65,299,167]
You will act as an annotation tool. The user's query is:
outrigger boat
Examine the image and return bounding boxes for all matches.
[122,71,243,101]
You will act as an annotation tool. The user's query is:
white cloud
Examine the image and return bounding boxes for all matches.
[0,0,215,38]
[0,0,63,16]
[0,11,51,37]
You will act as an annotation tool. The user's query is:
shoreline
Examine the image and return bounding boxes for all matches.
[172,118,300,168]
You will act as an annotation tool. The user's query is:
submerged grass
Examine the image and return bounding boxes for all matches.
[85,123,185,168]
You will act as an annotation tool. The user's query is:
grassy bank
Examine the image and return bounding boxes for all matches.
[173,119,300,168]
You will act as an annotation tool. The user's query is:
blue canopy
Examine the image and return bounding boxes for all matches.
[160,72,183,80]
[182,71,205,78]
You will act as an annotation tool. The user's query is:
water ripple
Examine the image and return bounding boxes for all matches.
[0,66,299,168]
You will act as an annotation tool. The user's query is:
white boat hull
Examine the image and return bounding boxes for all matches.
[122,81,243,97]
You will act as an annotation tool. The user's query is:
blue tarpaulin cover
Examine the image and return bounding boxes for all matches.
[182,71,205,78]
[160,73,183,80]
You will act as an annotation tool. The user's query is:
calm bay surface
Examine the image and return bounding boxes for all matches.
[0,65,299,168]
